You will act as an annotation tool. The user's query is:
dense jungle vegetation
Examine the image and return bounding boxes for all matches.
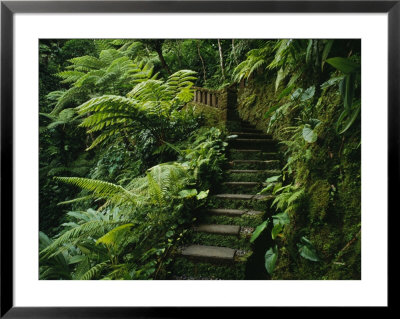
[39,39,360,280]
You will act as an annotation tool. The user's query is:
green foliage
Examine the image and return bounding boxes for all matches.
[77,69,197,150]
[250,219,269,243]
[40,125,227,280]
[235,39,360,279]
[325,57,361,134]
[232,41,275,83]
[297,237,320,262]
[265,245,278,274]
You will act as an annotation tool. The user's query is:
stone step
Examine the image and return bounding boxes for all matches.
[194,224,240,236]
[229,149,279,161]
[205,208,263,217]
[230,132,273,139]
[238,128,262,133]
[231,160,279,165]
[229,160,280,170]
[230,139,276,152]
[225,169,281,183]
[213,193,274,201]
[227,169,280,174]
[229,148,263,153]
[234,138,274,143]
[180,245,236,261]
[222,181,263,186]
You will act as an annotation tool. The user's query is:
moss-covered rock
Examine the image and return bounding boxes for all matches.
[308,180,331,222]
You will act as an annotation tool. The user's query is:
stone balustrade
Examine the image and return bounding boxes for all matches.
[192,86,222,108]
[191,85,237,122]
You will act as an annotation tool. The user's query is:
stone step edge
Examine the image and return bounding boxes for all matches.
[179,244,236,261]
[193,224,241,236]
[227,169,281,174]
[222,181,265,186]
[205,208,264,217]
[230,131,272,136]
[193,224,255,237]
[229,149,278,155]
[231,138,276,143]
[230,160,279,164]
[213,194,275,200]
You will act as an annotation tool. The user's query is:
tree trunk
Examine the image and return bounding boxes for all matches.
[196,40,207,84]
[232,39,238,65]
[156,47,172,75]
[217,39,226,81]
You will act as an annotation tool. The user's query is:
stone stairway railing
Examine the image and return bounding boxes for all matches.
[191,86,238,122]
[192,86,223,107]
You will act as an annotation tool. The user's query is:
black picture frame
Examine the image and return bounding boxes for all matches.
[1,0,394,317]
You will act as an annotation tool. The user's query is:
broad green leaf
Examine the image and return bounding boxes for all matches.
[291,88,303,100]
[302,126,318,143]
[336,100,361,134]
[271,223,283,239]
[250,219,270,243]
[265,175,281,183]
[196,190,209,200]
[300,86,315,101]
[298,244,320,262]
[298,237,320,262]
[306,40,313,63]
[344,73,355,110]
[272,212,290,226]
[278,85,295,99]
[264,104,282,119]
[321,40,334,70]
[178,188,198,199]
[326,57,359,74]
[320,76,344,89]
[265,245,278,274]
[308,118,321,129]
[275,67,286,92]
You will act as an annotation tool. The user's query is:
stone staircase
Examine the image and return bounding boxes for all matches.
[171,120,280,280]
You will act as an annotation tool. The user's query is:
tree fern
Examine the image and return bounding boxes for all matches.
[54,177,138,206]
[76,70,197,149]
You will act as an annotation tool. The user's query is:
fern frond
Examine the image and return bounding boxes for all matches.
[54,177,137,205]
[96,223,134,247]
[40,220,122,259]
[287,188,305,205]
[80,261,109,280]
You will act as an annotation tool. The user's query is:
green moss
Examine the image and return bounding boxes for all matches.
[202,213,265,229]
[189,231,250,250]
[185,103,225,129]
[308,180,331,222]
[169,257,246,280]
[228,150,279,161]
[235,76,361,280]
[207,196,273,212]
[216,183,263,194]
[225,170,280,183]
[229,160,280,170]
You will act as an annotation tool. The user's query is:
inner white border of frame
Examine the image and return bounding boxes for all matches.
[13,13,388,307]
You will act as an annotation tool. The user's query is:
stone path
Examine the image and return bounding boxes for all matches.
[173,120,279,279]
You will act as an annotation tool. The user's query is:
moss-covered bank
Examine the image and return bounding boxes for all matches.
[236,73,361,280]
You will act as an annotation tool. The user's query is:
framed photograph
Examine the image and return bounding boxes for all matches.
[1,0,394,316]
